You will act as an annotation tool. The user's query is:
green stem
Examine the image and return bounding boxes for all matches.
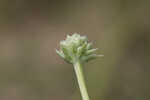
[73,61,90,100]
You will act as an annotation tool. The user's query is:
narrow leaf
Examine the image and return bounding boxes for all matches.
[86,48,98,55]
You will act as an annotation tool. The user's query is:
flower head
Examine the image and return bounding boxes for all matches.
[56,33,103,64]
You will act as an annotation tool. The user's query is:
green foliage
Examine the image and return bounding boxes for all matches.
[56,33,103,64]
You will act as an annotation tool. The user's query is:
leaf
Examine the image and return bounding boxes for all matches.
[86,43,92,50]
[86,48,98,55]
[81,54,102,62]
[56,49,65,59]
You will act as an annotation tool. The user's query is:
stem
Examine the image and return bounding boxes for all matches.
[73,61,90,100]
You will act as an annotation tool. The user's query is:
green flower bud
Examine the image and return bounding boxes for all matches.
[56,33,103,64]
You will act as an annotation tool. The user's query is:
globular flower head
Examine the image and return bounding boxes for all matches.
[56,33,103,64]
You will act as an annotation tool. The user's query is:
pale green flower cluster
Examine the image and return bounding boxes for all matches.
[56,33,102,64]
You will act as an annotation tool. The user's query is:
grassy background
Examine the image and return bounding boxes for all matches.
[0,0,150,100]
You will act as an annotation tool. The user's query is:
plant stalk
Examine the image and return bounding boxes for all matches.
[73,61,90,100]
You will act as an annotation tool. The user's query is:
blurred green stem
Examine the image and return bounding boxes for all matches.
[73,61,90,100]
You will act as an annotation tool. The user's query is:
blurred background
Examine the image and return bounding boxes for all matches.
[0,0,150,100]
